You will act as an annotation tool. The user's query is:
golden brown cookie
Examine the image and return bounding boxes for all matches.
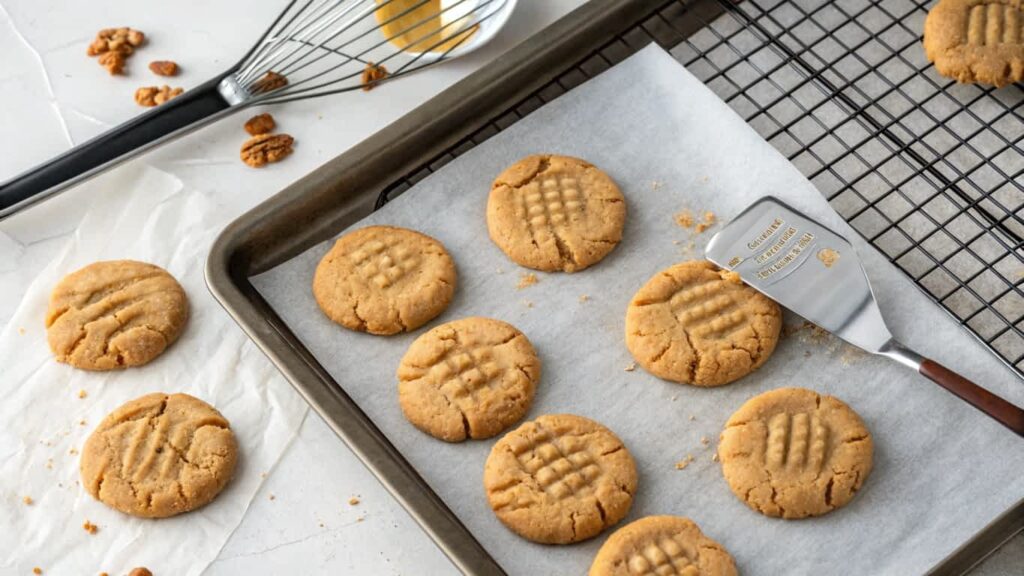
[924,0,1024,87]
[80,393,238,518]
[718,387,873,519]
[398,317,540,442]
[45,260,188,371]
[625,260,781,387]
[589,515,738,576]
[313,226,457,335]
[484,414,637,544]
[487,154,626,272]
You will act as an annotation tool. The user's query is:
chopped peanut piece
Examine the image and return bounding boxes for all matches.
[135,86,183,107]
[361,61,389,91]
[97,51,126,75]
[148,60,178,76]
[244,113,276,136]
[253,71,288,93]
[87,28,145,56]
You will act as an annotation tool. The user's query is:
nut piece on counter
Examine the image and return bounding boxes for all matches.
[253,71,288,93]
[240,133,294,168]
[97,51,126,75]
[244,113,276,136]
[135,86,184,107]
[87,27,145,56]
[361,61,389,91]
[128,568,153,576]
[148,60,179,77]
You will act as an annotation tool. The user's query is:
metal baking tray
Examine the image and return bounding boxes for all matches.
[206,0,1024,573]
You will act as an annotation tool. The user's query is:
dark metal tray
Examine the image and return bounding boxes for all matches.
[206,1,1023,573]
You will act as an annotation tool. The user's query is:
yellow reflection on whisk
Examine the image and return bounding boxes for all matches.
[375,0,478,53]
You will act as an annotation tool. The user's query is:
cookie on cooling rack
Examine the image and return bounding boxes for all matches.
[924,0,1024,87]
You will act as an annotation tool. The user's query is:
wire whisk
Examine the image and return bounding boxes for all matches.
[0,0,516,219]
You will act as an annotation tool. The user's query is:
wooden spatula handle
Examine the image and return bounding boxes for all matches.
[920,359,1024,437]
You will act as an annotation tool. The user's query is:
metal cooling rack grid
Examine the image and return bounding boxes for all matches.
[379,0,1024,379]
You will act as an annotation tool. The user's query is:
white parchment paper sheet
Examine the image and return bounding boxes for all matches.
[0,165,308,575]
[251,46,1024,575]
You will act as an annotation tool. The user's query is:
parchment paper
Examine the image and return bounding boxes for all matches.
[0,165,309,575]
[251,45,1024,574]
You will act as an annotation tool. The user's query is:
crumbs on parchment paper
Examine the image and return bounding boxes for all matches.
[22,495,33,505]
[624,362,637,372]
[82,520,98,535]
[78,389,87,399]
[674,455,695,470]
[516,273,538,290]
[579,294,590,303]
[348,497,361,506]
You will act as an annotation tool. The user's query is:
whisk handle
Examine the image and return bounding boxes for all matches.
[0,75,232,220]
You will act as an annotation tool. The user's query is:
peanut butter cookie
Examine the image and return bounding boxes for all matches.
[80,393,238,518]
[625,260,781,387]
[924,0,1024,87]
[398,317,540,441]
[45,260,188,371]
[484,414,637,544]
[718,387,873,519]
[313,225,456,335]
[589,515,737,576]
[487,154,626,272]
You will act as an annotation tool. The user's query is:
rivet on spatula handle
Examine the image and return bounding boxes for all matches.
[919,359,1024,437]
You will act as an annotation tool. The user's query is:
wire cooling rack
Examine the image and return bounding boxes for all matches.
[379,0,1024,380]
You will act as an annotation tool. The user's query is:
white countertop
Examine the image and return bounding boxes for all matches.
[1,0,1019,574]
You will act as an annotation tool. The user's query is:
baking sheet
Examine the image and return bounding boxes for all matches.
[0,165,309,575]
[251,45,1024,574]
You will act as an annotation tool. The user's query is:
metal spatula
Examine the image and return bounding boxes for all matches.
[705,196,1024,438]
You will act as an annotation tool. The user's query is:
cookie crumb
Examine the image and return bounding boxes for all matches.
[712,453,720,462]
[33,568,42,575]
[79,419,87,426]
[348,497,360,506]
[674,210,694,228]
[689,415,696,421]
[100,572,109,576]
[269,494,276,501]
[244,113,276,136]
[22,495,33,505]
[694,212,716,233]
[357,516,365,522]
[516,273,538,290]
[361,61,389,91]
[78,389,87,399]
[260,471,268,478]
[674,455,695,470]
[69,447,79,455]
[650,180,663,191]
[148,60,178,76]
[671,395,678,402]
[45,459,53,470]
[523,300,533,309]
[623,362,637,372]
[18,327,26,335]
[700,436,710,446]
[578,294,590,302]
[83,520,98,535]
[129,569,152,576]
[817,248,840,268]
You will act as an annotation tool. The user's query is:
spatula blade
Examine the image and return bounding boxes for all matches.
[705,196,893,354]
